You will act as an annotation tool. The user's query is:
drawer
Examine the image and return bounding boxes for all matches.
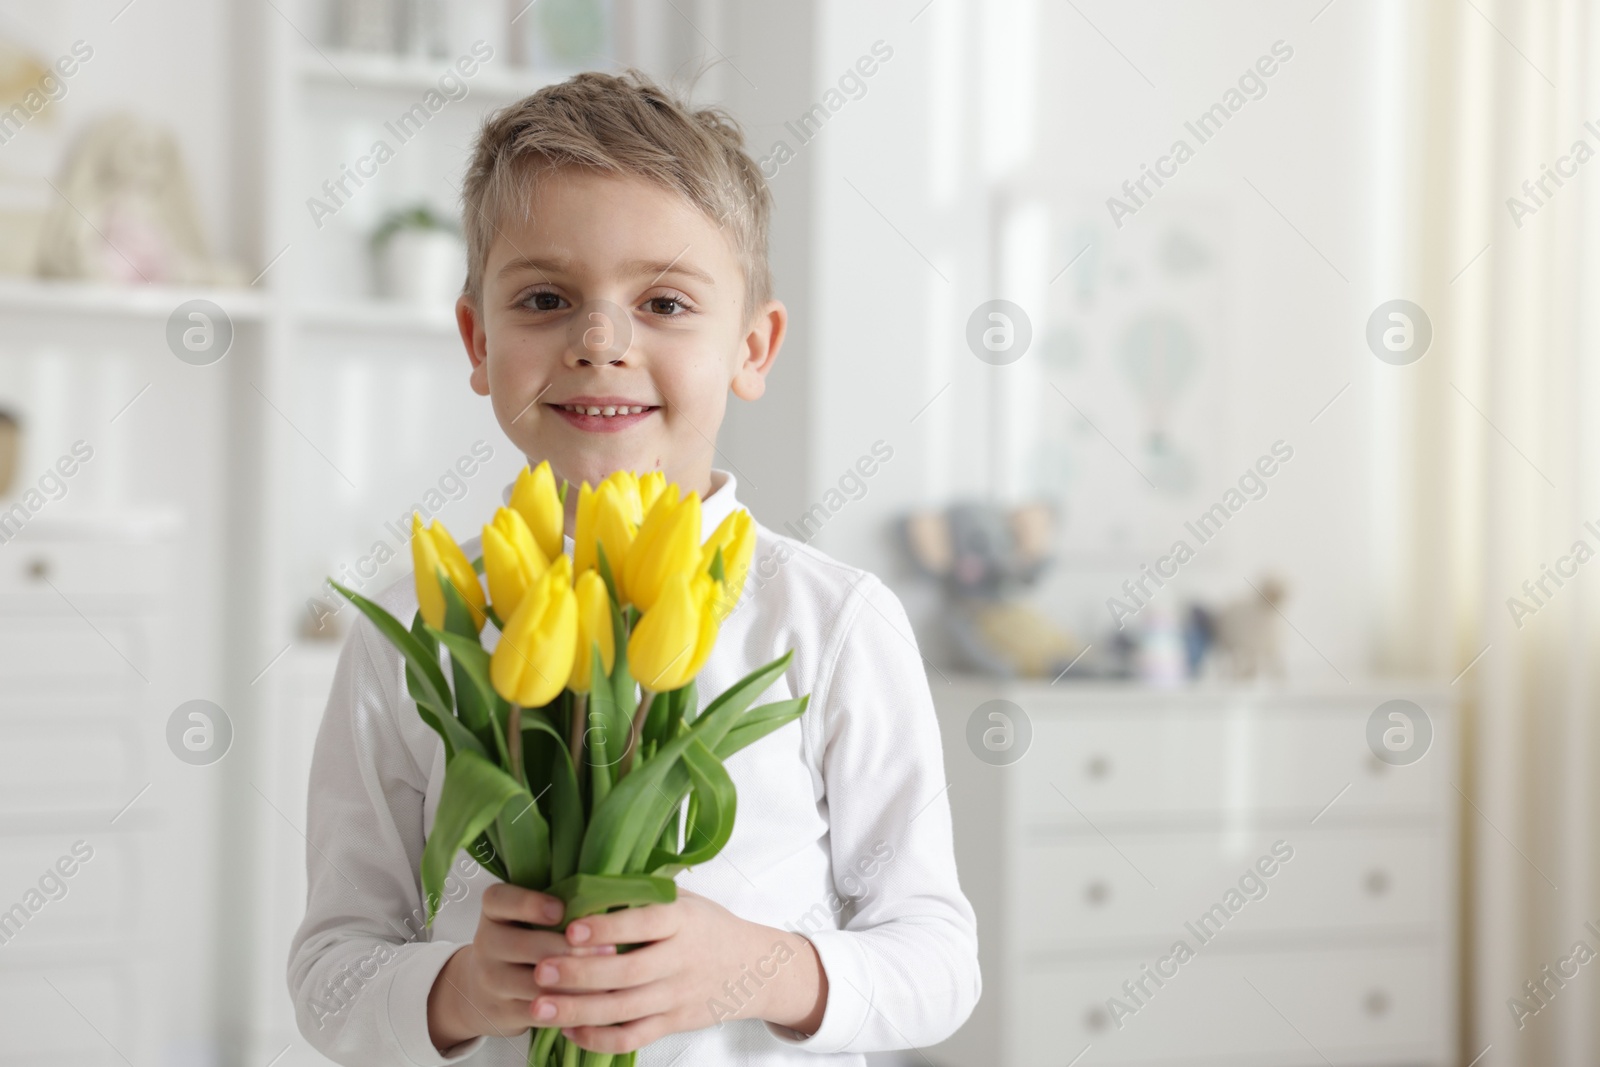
[0,534,170,600]
[0,715,146,813]
[1019,707,1445,821]
[0,836,141,947]
[1017,828,1443,949]
[0,960,143,1062]
[1015,946,1445,1065]
[0,616,153,688]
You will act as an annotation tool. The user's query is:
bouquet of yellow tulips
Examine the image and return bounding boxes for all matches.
[330,461,807,1067]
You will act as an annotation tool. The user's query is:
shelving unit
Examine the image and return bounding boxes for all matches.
[299,47,582,99]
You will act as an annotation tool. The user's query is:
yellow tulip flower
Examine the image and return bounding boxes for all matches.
[491,554,577,708]
[700,508,755,620]
[509,460,565,563]
[628,570,722,692]
[482,507,549,622]
[638,470,667,516]
[411,513,486,632]
[568,569,616,693]
[573,477,640,598]
[625,487,701,613]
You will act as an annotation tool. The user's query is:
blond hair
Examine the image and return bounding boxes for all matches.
[459,69,772,321]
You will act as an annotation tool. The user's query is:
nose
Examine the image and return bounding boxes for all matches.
[567,301,633,367]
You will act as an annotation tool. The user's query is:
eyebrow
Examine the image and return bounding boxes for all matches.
[497,254,716,288]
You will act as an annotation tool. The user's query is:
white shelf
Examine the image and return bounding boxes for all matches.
[295,298,459,336]
[299,48,580,100]
[0,276,267,321]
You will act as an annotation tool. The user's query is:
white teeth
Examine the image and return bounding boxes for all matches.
[562,404,648,417]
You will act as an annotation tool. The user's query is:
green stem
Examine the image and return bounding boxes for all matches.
[508,704,524,787]
[570,691,587,784]
[618,690,655,779]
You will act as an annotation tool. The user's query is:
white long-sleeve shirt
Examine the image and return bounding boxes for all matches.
[287,468,980,1066]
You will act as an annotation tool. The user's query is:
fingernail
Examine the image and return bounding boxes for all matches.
[544,900,565,922]
[568,922,590,943]
[535,1000,556,1021]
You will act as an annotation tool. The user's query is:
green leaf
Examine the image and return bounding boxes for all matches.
[402,612,466,755]
[578,651,791,875]
[714,696,809,761]
[642,684,675,749]
[708,544,725,583]
[538,731,583,884]
[546,872,677,923]
[330,581,451,715]
[695,650,793,747]
[648,737,736,877]
[437,573,494,743]
[469,830,507,882]
[431,626,508,763]
[609,595,637,729]
[586,648,619,809]
[494,785,552,889]
[421,751,524,923]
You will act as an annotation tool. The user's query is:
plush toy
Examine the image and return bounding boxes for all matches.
[36,112,241,285]
[1189,575,1289,679]
[898,500,1082,679]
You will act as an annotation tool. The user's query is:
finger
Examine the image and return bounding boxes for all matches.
[530,980,673,1029]
[479,957,541,1001]
[562,1014,675,1056]
[533,941,668,993]
[481,882,566,926]
[434,963,533,1035]
[480,924,574,966]
[566,903,678,947]
[478,947,616,1000]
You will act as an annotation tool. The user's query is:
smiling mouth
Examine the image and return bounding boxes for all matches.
[554,403,655,417]
[546,402,660,432]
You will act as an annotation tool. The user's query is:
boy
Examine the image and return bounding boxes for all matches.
[288,70,980,1065]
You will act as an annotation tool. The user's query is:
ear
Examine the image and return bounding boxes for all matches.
[731,298,787,401]
[457,293,489,397]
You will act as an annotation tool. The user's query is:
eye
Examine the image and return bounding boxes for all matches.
[642,292,693,317]
[520,287,568,312]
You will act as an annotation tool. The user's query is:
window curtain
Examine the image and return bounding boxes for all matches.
[1379,1,1600,1064]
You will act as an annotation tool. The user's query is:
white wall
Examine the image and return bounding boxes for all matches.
[745,0,1385,681]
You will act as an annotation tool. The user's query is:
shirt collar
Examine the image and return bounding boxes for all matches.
[499,468,742,547]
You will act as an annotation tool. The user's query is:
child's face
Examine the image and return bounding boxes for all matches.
[459,167,784,504]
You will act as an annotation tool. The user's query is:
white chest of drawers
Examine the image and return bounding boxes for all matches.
[0,512,179,1067]
[928,680,1457,1067]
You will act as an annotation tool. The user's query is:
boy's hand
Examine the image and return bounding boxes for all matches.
[427,883,616,1051]
[524,888,829,1055]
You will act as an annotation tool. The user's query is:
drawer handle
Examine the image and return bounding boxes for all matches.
[1085,880,1110,907]
[1364,868,1391,896]
[25,557,49,582]
[1086,755,1112,780]
[1364,989,1390,1017]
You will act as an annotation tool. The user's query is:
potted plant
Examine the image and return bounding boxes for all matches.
[371,203,466,310]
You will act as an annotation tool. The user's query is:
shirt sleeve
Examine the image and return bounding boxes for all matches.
[763,572,982,1053]
[285,612,489,1066]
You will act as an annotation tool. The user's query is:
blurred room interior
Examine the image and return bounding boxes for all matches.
[0,0,1596,1064]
